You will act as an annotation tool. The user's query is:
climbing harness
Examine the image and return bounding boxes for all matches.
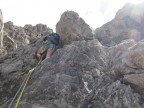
[8,57,43,108]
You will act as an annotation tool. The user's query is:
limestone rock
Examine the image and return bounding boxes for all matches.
[80,76,142,108]
[0,9,4,54]
[0,36,44,107]
[56,11,94,45]
[108,39,144,94]
[1,3,144,108]
[0,9,3,39]
[109,40,144,75]
[0,9,2,24]
[124,73,144,93]
[23,24,53,41]
[115,3,144,24]
[95,3,144,46]
[0,38,107,108]
[1,37,144,108]
[1,21,53,56]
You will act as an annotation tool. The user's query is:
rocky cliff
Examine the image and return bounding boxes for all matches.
[95,3,144,47]
[56,11,94,45]
[1,3,144,108]
[0,21,53,56]
[0,9,4,54]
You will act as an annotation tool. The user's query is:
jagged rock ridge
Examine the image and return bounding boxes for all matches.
[0,3,144,108]
[0,9,4,54]
[56,11,94,45]
[1,21,53,56]
[95,3,144,47]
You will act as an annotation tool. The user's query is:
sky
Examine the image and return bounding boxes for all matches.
[0,0,144,31]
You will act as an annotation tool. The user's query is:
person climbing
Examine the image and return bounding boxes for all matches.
[36,33,61,60]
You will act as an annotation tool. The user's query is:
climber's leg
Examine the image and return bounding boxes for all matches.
[46,44,56,58]
[36,45,47,59]
[46,50,54,58]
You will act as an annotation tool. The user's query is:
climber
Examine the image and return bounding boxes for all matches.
[36,33,60,60]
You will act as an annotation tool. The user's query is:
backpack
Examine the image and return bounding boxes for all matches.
[49,33,60,45]
[43,33,60,45]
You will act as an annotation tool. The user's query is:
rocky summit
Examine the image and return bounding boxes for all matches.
[56,11,94,45]
[1,2,144,108]
[95,3,144,47]
[1,21,53,56]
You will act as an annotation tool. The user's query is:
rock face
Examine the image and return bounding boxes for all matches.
[0,36,144,108]
[1,21,53,56]
[115,3,144,24]
[0,9,2,26]
[14,39,108,108]
[1,37,144,108]
[56,11,94,45]
[108,39,144,94]
[0,9,4,53]
[1,3,144,108]
[95,3,144,46]
[23,24,52,41]
[80,76,141,108]
[0,37,45,107]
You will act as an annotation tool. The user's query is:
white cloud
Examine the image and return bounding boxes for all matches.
[0,0,144,31]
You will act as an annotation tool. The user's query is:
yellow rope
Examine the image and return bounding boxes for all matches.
[15,58,42,108]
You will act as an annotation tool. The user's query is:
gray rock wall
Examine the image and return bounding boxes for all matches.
[95,3,144,47]
[1,3,144,108]
[0,9,4,48]
[1,37,144,108]
[1,21,53,56]
[56,11,94,45]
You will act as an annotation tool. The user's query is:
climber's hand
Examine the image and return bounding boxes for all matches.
[37,53,41,59]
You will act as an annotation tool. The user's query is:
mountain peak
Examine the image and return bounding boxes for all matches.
[1,3,144,107]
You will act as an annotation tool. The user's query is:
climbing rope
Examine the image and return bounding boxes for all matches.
[8,57,43,108]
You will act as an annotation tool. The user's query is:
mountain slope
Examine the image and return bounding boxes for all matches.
[1,4,144,108]
[95,3,144,46]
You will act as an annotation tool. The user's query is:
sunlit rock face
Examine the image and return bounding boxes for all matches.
[115,3,144,24]
[0,9,5,55]
[0,9,3,34]
[1,3,144,108]
[95,3,144,46]
[1,21,53,56]
[108,39,144,94]
[56,11,94,45]
[1,37,144,108]
[0,8,53,56]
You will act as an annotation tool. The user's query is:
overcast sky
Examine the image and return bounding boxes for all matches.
[0,0,144,31]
